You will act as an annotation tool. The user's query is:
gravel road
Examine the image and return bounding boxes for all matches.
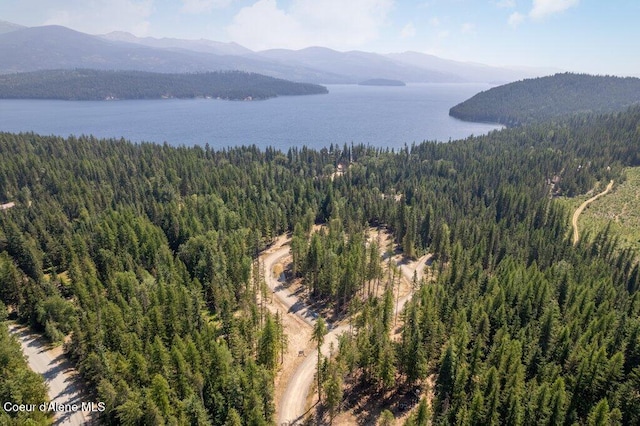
[268,236,430,425]
[8,323,95,425]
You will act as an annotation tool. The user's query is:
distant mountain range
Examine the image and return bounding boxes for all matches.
[0,21,558,84]
[0,20,25,34]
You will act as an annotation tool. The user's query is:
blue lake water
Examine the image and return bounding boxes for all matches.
[0,83,502,151]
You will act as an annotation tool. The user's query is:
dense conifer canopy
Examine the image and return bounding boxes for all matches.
[450,73,640,126]
[0,105,639,424]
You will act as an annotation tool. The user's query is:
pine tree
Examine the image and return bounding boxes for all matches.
[549,377,567,426]
[436,343,456,413]
[312,317,328,402]
[587,398,610,426]
[258,313,278,371]
[415,398,431,426]
[325,367,343,423]
[379,409,395,426]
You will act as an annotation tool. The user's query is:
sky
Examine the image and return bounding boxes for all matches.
[1,0,638,76]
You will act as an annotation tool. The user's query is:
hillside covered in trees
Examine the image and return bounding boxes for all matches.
[0,106,639,424]
[449,73,640,126]
[0,69,328,101]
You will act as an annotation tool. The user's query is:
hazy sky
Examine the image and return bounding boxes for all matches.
[2,0,638,76]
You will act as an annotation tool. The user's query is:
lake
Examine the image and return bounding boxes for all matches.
[0,83,502,151]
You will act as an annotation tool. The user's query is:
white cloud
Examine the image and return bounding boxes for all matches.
[461,22,475,34]
[495,0,516,8]
[437,30,450,40]
[428,17,440,27]
[530,0,579,19]
[226,0,303,50]
[226,0,394,51]
[181,0,235,14]
[508,11,525,27]
[401,22,416,38]
[42,0,153,35]
[506,0,578,28]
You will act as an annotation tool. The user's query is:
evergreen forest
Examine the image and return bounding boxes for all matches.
[449,73,640,126]
[0,69,328,101]
[0,104,639,424]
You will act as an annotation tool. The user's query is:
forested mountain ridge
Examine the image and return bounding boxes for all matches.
[449,73,640,126]
[0,106,639,424]
[0,69,328,101]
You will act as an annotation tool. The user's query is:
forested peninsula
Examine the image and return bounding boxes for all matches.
[0,69,329,101]
[1,105,640,424]
[449,73,640,126]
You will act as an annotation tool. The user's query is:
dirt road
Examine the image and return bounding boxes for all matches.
[262,236,317,327]
[8,323,94,425]
[572,180,614,245]
[260,236,322,424]
[267,236,429,425]
[397,253,431,286]
[278,321,350,426]
[261,236,345,424]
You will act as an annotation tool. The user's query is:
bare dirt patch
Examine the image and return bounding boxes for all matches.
[264,284,314,422]
[265,228,435,425]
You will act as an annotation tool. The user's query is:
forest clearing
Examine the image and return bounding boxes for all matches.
[259,229,432,425]
[573,167,640,253]
[572,180,614,244]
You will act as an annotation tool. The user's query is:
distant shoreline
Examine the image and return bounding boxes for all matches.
[358,78,406,87]
[0,69,328,101]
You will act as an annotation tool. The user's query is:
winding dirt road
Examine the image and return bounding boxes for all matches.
[572,180,614,245]
[262,236,317,327]
[260,237,320,424]
[263,235,430,425]
[8,323,94,425]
